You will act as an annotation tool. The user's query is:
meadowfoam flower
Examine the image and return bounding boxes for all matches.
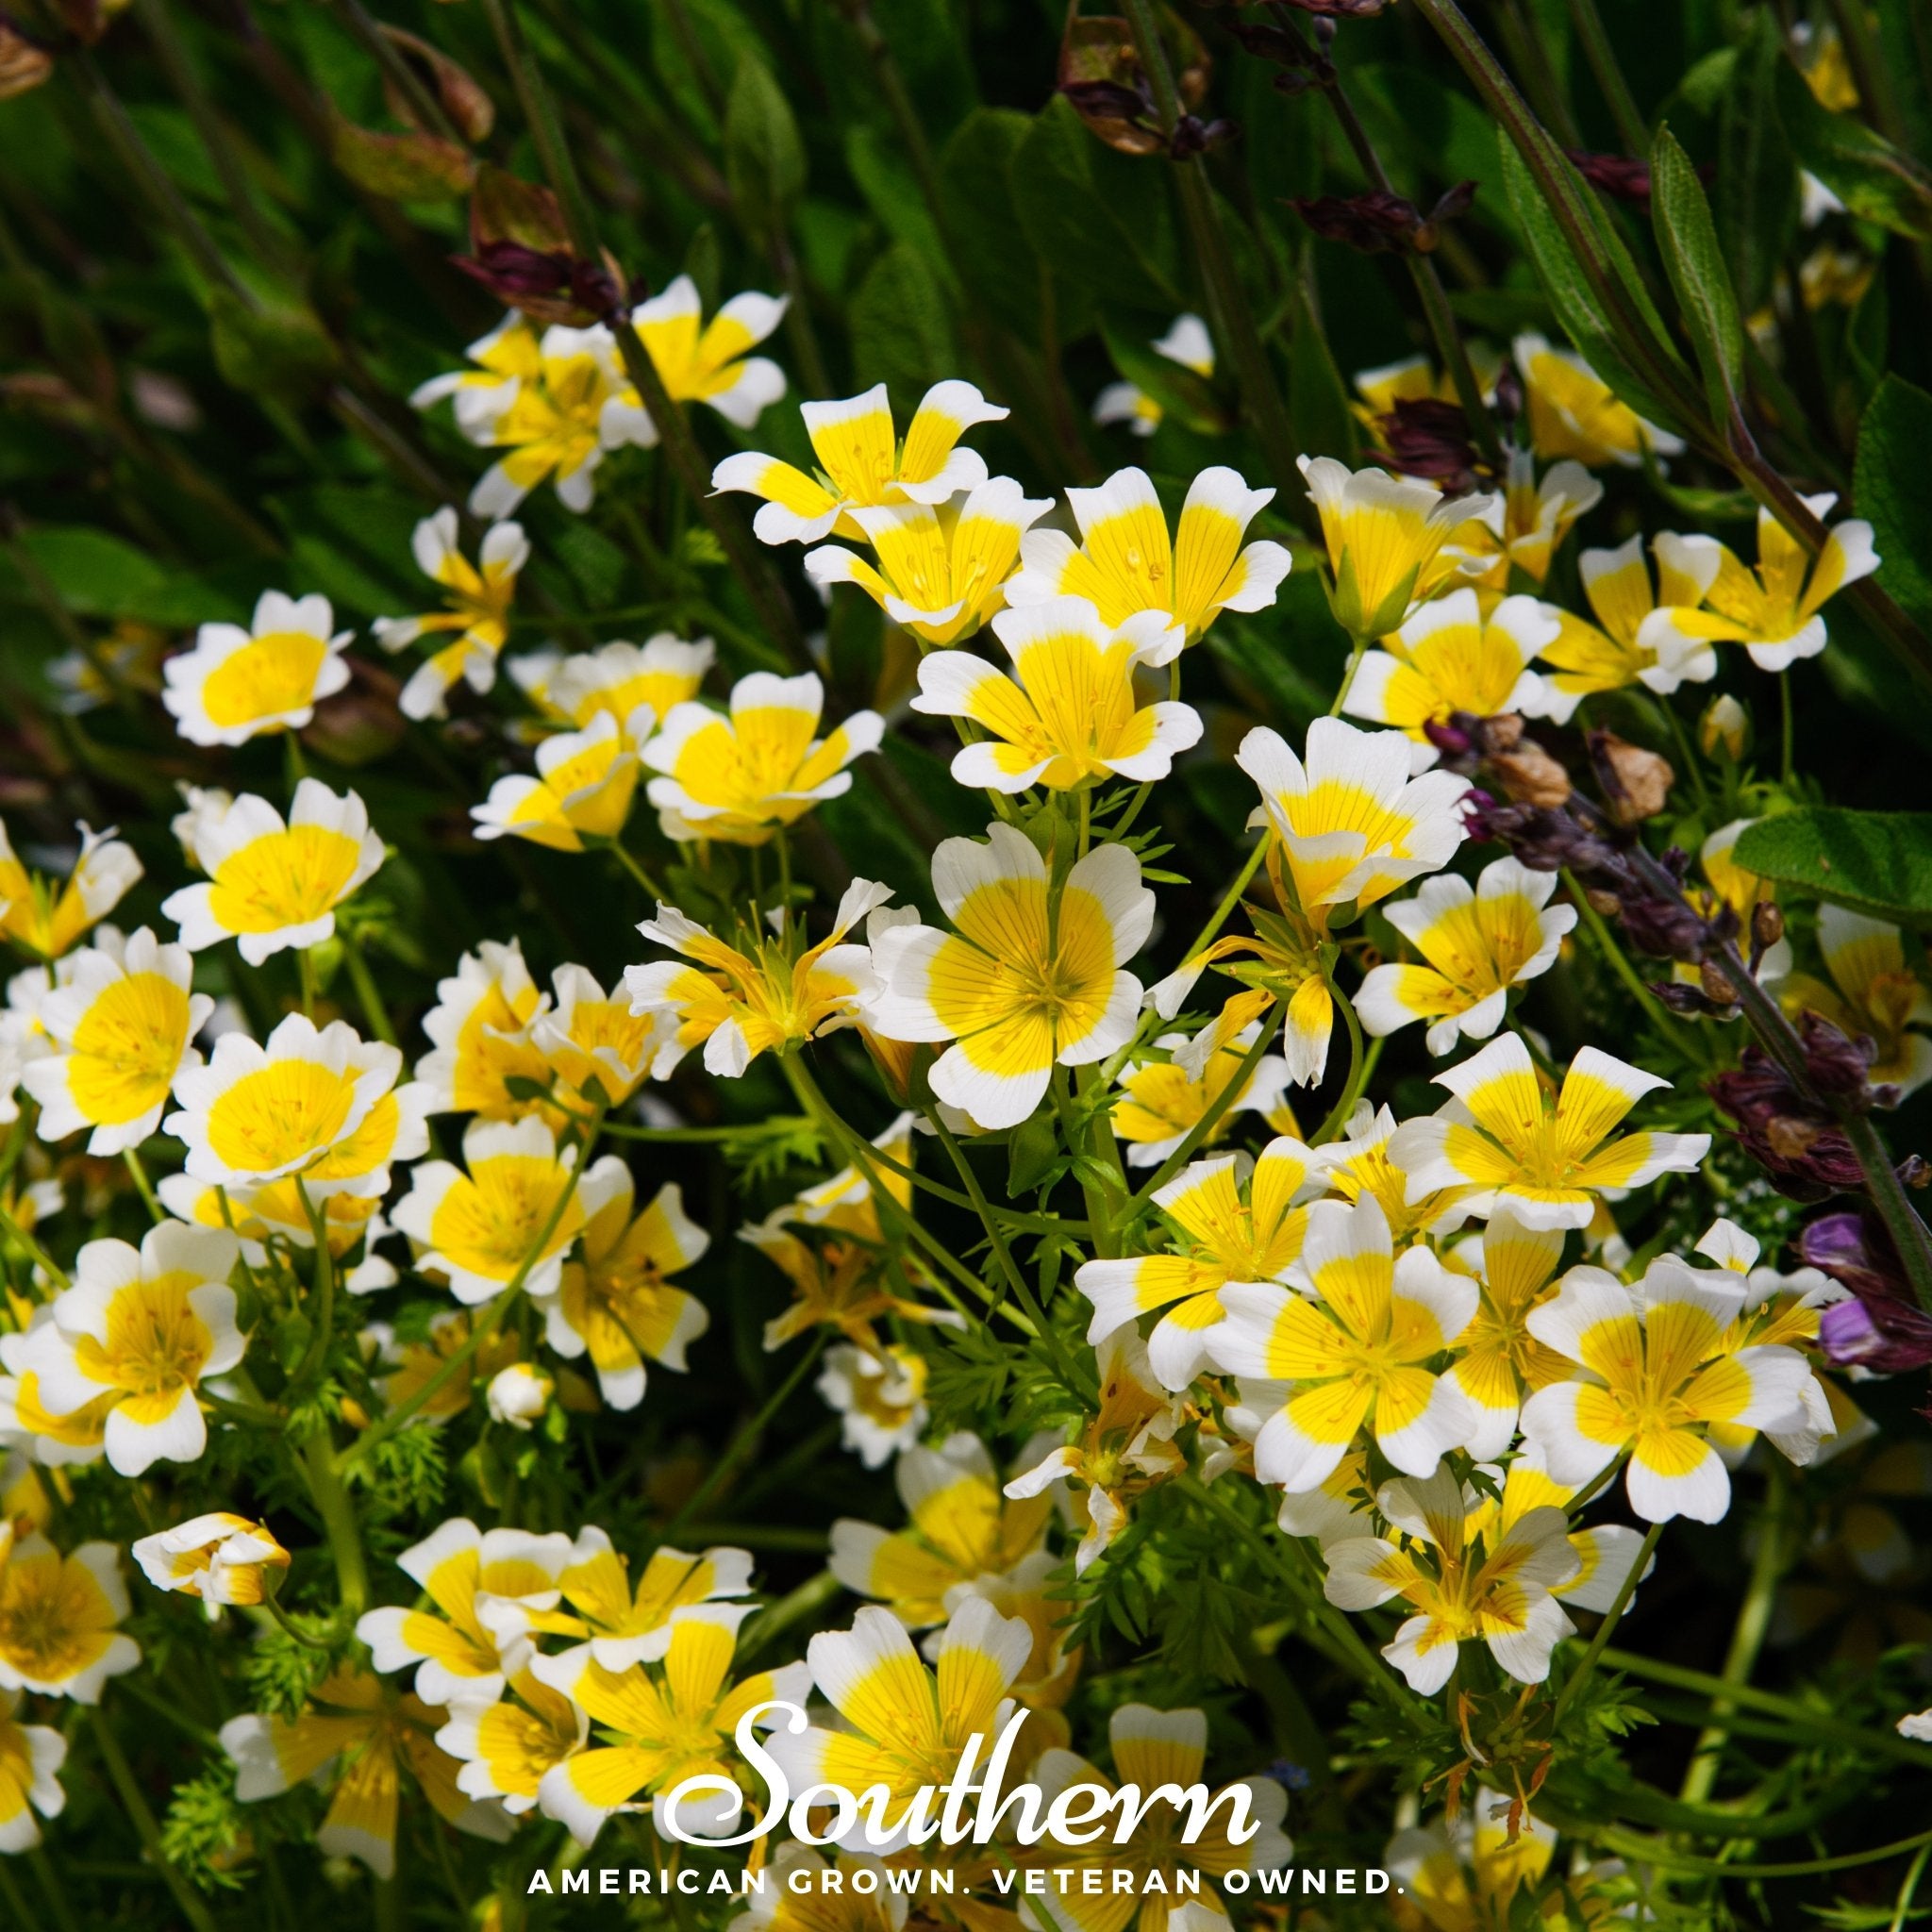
[161,591,353,747]
[1003,1327,1184,1571]
[131,1512,290,1620]
[435,1668,585,1817]
[1298,458,1494,638]
[643,672,884,845]
[1006,464,1290,643]
[543,1169,708,1409]
[357,1518,573,1707]
[413,939,553,1121]
[766,1596,1031,1847]
[1446,449,1603,590]
[360,1310,523,1424]
[1439,1208,1573,1459]
[1523,1261,1814,1522]
[1341,590,1558,763]
[471,708,650,852]
[29,1223,242,1475]
[520,634,715,734]
[1656,497,1879,673]
[1473,1443,1656,1615]
[19,926,211,1153]
[487,1361,553,1428]
[712,379,1008,546]
[1777,906,1931,1098]
[0,1315,117,1468]
[1321,1100,1487,1243]
[820,1341,929,1468]
[531,963,662,1108]
[167,1014,407,1194]
[910,596,1197,791]
[1027,1705,1292,1927]
[1110,1017,1295,1168]
[805,475,1052,647]
[1390,1033,1710,1231]
[865,824,1153,1131]
[1323,1466,1578,1693]
[1384,1800,1559,1932]
[222,1668,511,1878]
[1206,1195,1477,1491]
[1076,1140,1322,1391]
[1237,717,1471,923]
[0,1686,65,1853]
[0,822,141,961]
[829,1432,1054,1628]
[161,780,385,965]
[630,275,787,428]
[0,1534,141,1701]
[391,1116,604,1305]
[373,508,529,721]
[1532,531,1723,715]
[533,1604,810,1844]
[410,313,542,434]
[1355,858,1576,1058]
[624,878,889,1078]
[1514,333,1685,469]
[46,619,166,717]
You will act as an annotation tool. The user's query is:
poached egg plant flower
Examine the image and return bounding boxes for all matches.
[131,1513,291,1619]
[865,822,1155,1131]
[0,820,142,960]
[373,508,530,722]
[161,591,353,747]
[1006,464,1291,644]
[0,1534,142,1703]
[161,779,386,965]
[910,596,1198,792]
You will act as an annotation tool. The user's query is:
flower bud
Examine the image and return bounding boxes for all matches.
[487,1361,554,1430]
[1700,693,1749,760]
[132,1514,291,1621]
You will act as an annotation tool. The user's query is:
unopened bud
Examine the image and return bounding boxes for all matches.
[1699,958,1738,1008]
[1585,888,1622,917]
[1590,730,1675,824]
[1700,693,1749,760]
[1752,901,1785,952]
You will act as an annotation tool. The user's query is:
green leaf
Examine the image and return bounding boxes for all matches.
[723,55,805,242]
[1733,808,1932,926]
[1286,259,1357,468]
[208,287,339,404]
[849,242,958,410]
[938,108,1052,337]
[1007,1114,1059,1197]
[329,118,475,202]
[1775,58,1932,239]
[8,526,171,619]
[1649,125,1744,429]
[1716,10,1799,314]
[1854,375,1932,640]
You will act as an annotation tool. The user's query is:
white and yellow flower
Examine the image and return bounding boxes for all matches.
[631,275,787,428]
[805,475,1052,647]
[1391,1033,1710,1231]
[912,596,1196,791]
[161,779,385,965]
[0,821,142,961]
[471,708,651,851]
[1322,1099,1487,1243]
[530,962,662,1108]
[434,1668,585,1817]
[517,633,713,737]
[533,1604,809,1844]
[1440,1208,1573,1459]
[0,1533,141,1702]
[1524,1263,1813,1522]
[357,1518,573,1707]
[1341,590,1557,762]
[131,1512,290,1619]
[410,312,544,436]
[222,1668,511,1878]
[1777,906,1932,1098]
[1533,530,1724,714]
[413,938,554,1121]
[161,591,353,747]
[1092,312,1216,436]
[167,1013,408,1194]
[819,1342,929,1468]
[1076,1140,1322,1391]
[543,1168,708,1410]
[624,878,889,1078]
[1111,1018,1296,1168]
[1514,333,1685,469]
[1003,1327,1185,1572]
[1298,457,1494,638]
[1324,1467,1578,1693]
[515,1534,755,1674]
[1474,1443,1657,1617]
[373,508,529,722]
[1206,1195,1477,1491]
[29,1223,242,1476]
[1385,1799,1559,1932]
[0,1313,117,1468]
[487,1361,553,1428]
[1446,449,1603,590]
[1237,717,1471,922]
[713,378,1008,545]
[643,672,884,845]
[391,1116,606,1305]
[0,1685,65,1853]
[866,823,1153,1130]
[1006,464,1290,644]
[1356,858,1575,1057]
[829,1431,1054,1628]
[20,926,211,1153]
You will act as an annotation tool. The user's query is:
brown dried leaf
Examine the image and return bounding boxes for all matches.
[0,15,51,97]
[1492,742,1574,808]
[378,25,495,143]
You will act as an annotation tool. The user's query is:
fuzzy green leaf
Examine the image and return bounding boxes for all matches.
[1649,125,1744,429]
[1855,375,1932,641]
[1733,808,1932,926]
[724,55,805,241]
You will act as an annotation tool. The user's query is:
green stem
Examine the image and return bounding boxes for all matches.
[1779,670,1795,788]
[609,840,668,902]
[1552,1520,1664,1725]
[297,949,318,1020]
[1563,870,1690,1042]
[25,1848,78,1932]
[1678,1477,1784,1804]
[1572,1824,1932,1881]
[292,1182,337,1391]
[1890,1841,1932,1932]
[341,935,397,1046]
[258,1583,336,1652]
[1177,835,1269,975]
[89,1708,220,1932]
[300,1430,370,1617]
[0,1857,45,1932]
[1310,982,1367,1145]
[0,1201,70,1290]
[1650,694,1709,813]
[123,1149,163,1224]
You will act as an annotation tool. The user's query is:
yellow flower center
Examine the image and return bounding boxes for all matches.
[201,632,328,729]
[67,972,192,1126]
[208,824,364,936]
[206,1058,362,1174]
